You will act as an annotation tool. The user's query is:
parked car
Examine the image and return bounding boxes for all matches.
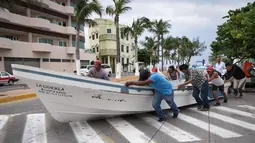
[0,71,19,86]
[74,64,112,77]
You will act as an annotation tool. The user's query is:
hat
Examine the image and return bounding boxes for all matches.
[152,67,158,72]
[207,65,213,71]
[95,60,102,65]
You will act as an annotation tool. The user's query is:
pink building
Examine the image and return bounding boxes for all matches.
[0,0,96,74]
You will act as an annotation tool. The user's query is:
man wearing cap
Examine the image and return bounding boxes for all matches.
[207,66,228,106]
[125,68,179,122]
[87,60,110,80]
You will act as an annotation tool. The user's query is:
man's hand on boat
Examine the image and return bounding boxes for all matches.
[125,80,152,87]
[177,80,192,89]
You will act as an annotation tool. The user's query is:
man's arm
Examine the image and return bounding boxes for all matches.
[125,79,153,87]
[179,80,192,87]
[87,68,93,77]
[103,73,110,80]
[208,72,218,82]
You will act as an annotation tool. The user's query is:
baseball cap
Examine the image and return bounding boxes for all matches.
[152,67,158,72]
[207,65,213,71]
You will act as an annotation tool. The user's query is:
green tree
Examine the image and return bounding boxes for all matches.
[121,17,150,75]
[138,48,159,66]
[75,0,103,75]
[140,36,158,67]
[211,2,255,63]
[106,0,132,78]
[149,19,171,70]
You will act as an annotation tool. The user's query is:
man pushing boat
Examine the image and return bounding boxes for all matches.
[125,68,179,122]
[178,64,210,111]
[87,60,110,80]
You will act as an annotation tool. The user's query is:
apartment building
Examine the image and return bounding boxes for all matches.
[0,0,96,74]
[87,18,135,73]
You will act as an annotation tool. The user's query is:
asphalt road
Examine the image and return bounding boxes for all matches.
[0,92,255,143]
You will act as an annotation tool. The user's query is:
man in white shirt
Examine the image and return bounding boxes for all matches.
[214,57,225,76]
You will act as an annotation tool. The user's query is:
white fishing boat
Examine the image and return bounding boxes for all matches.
[11,64,230,122]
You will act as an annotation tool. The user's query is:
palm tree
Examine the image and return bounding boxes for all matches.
[140,36,158,70]
[74,0,103,75]
[106,0,132,79]
[149,19,171,71]
[121,17,150,76]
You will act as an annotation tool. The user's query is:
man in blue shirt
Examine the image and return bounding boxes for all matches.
[125,68,179,122]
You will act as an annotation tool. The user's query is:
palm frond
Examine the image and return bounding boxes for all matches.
[106,5,115,16]
[85,19,98,27]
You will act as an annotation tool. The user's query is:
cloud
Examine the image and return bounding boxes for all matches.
[87,0,253,64]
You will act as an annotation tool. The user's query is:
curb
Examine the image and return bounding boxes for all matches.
[0,93,37,103]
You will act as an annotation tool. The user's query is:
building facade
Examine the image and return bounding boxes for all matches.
[87,18,135,73]
[0,0,96,74]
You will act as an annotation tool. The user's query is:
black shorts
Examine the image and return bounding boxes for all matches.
[212,84,224,91]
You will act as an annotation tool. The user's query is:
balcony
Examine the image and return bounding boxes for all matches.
[66,47,75,54]
[99,34,116,41]
[0,9,80,35]
[99,49,116,56]
[32,43,51,53]
[0,38,13,50]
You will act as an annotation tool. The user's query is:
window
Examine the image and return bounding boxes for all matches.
[121,45,124,52]
[102,65,110,68]
[127,58,129,64]
[0,57,2,61]
[92,48,95,52]
[57,2,66,6]
[50,59,61,62]
[59,41,67,47]
[42,58,49,62]
[89,36,91,39]
[72,59,75,62]
[92,35,95,40]
[38,38,53,45]
[96,33,98,39]
[107,29,111,33]
[58,21,67,27]
[126,46,129,53]
[122,58,124,65]
[96,47,99,52]
[1,72,9,76]
[62,59,71,62]
[36,16,52,23]
[12,36,19,41]
[126,35,129,40]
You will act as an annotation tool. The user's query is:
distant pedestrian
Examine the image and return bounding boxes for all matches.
[225,63,246,97]
[125,68,179,122]
[214,56,225,76]
[178,64,210,111]
[207,66,228,106]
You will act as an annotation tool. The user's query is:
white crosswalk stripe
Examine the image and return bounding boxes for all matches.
[215,106,255,118]
[190,108,255,131]
[138,115,201,142]
[178,113,242,138]
[22,114,47,143]
[0,115,9,130]
[238,105,255,111]
[70,122,104,143]
[106,117,156,143]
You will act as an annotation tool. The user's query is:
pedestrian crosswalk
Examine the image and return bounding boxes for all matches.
[0,105,255,143]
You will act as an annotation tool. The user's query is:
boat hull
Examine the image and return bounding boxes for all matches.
[11,64,230,122]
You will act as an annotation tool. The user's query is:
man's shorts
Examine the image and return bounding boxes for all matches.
[233,77,246,89]
[212,84,224,91]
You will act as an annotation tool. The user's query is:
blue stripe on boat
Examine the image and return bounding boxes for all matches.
[12,67,152,92]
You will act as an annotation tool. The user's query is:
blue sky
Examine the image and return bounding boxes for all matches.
[86,0,253,64]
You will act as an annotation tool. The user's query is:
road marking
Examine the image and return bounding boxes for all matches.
[106,118,156,143]
[138,115,201,142]
[22,114,47,143]
[215,106,255,118]
[178,113,242,138]
[70,122,104,143]
[190,108,255,131]
[0,115,9,130]
[238,105,255,111]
